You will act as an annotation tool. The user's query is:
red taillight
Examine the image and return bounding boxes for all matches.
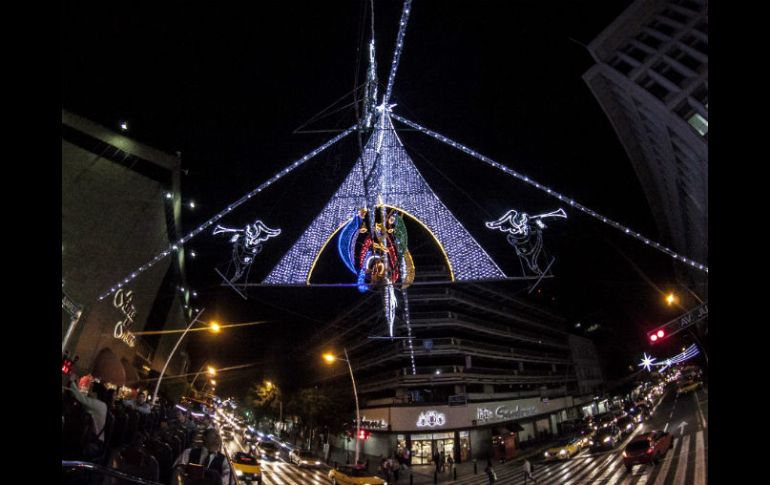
[646,448,654,454]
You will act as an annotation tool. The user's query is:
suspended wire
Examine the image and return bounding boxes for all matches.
[293,84,366,134]
[391,113,708,274]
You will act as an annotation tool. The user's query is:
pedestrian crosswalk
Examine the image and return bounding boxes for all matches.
[447,431,706,485]
[258,460,330,485]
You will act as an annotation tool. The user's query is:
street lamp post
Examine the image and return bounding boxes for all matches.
[323,348,361,465]
[152,308,207,405]
[190,364,217,391]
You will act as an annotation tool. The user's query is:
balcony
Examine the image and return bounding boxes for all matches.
[357,365,577,394]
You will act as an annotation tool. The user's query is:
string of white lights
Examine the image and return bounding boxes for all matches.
[381,0,413,107]
[97,126,357,301]
[391,113,708,274]
[401,288,417,375]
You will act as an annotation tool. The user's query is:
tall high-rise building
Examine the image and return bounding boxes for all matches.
[583,0,708,296]
[62,110,193,391]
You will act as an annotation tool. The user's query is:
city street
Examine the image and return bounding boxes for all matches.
[224,434,331,485]
[448,387,707,485]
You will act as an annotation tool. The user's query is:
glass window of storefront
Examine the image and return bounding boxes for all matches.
[458,431,471,462]
[409,433,454,465]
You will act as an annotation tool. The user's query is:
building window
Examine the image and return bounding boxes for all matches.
[650,19,676,37]
[662,8,689,24]
[667,46,702,72]
[610,56,635,76]
[681,33,708,56]
[687,112,708,136]
[621,44,649,63]
[636,31,663,50]
[653,60,687,87]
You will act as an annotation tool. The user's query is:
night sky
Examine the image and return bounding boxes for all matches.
[62,1,700,396]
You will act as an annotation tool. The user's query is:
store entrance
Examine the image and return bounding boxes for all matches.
[435,438,455,462]
[412,439,433,465]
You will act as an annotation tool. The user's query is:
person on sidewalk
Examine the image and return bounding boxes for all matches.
[485,459,497,484]
[523,457,537,484]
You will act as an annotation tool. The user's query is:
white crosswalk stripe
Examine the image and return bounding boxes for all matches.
[652,437,678,485]
[671,434,691,485]
[694,431,706,485]
[566,453,616,484]
[540,456,597,484]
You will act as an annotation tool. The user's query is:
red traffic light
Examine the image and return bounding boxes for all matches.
[648,328,666,343]
[61,358,73,375]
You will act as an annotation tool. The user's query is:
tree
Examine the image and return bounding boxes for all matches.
[247,380,282,423]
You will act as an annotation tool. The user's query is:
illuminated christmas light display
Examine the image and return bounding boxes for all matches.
[390,113,708,274]
[213,220,281,283]
[639,344,700,372]
[638,353,656,372]
[486,208,566,275]
[382,0,413,108]
[263,113,506,285]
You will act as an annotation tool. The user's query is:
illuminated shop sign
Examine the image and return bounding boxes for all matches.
[476,405,537,423]
[113,289,137,348]
[359,417,388,430]
[416,410,446,428]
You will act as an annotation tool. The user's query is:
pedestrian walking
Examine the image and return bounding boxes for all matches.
[485,459,497,484]
[523,458,537,484]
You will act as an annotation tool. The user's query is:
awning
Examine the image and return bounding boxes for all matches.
[506,422,524,432]
[92,348,126,387]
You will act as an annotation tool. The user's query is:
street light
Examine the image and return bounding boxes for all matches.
[210,322,221,333]
[665,292,677,306]
[152,309,217,405]
[190,363,218,391]
[323,349,361,464]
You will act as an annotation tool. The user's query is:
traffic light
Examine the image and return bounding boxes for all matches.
[358,429,370,440]
[61,357,74,375]
[648,328,666,343]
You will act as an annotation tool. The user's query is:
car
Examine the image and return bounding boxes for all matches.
[231,451,263,484]
[256,441,279,459]
[289,449,323,468]
[328,465,386,485]
[626,406,646,424]
[221,425,234,440]
[622,431,674,472]
[616,416,636,436]
[590,426,622,451]
[677,379,703,395]
[543,438,582,461]
[589,412,617,430]
[573,427,595,449]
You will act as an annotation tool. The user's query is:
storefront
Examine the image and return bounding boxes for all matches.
[357,394,595,463]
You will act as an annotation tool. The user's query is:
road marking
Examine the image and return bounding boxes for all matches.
[694,430,706,485]
[671,434,690,485]
[593,454,623,482]
[652,437,677,485]
[693,392,707,429]
[569,453,616,484]
[663,422,669,432]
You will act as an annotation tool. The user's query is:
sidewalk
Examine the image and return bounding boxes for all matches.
[387,443,558,484]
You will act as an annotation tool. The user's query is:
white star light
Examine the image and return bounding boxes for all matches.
[638,353,656,372]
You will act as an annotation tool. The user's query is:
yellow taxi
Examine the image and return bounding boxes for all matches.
[543,437,582,461]
[575,429,595,450]
[231,451,262,484]
[676,379,703,395]
[328,464,387,485]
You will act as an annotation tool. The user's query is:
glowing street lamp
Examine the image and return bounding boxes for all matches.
[152,309,215,404]
[323,349,360,464]
[665,293,677,306]
[209,322,221,333]
[207,366,217,376]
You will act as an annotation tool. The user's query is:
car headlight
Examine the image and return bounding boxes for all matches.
[301,460,307,464]
[559,449,567,455]
[603,437,611,443]
[315,461,321,465]
[236,470,243,477]
[589,440,594,445]
[544,452,550,457]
